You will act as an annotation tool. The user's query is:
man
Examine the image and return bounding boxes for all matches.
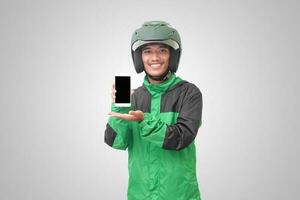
[105,21,203,200]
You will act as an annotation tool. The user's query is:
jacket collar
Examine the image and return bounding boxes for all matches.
[143,73,182,94]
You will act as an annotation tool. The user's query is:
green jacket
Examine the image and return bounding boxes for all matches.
[105,73,203,200]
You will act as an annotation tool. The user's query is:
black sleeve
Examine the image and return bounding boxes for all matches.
[104,123,117,147]
[162,85,203,151]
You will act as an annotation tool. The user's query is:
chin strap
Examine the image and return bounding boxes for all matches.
[146,70,171,81]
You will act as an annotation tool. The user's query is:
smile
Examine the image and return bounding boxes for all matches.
[150,63,162,68]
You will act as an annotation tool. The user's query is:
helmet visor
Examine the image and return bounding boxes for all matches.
[132,39,180,51]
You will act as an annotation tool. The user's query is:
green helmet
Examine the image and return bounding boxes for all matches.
[131,21,182,73]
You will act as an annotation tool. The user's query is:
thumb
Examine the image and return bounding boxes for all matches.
[129,110,136,115]
[129,110,142,116]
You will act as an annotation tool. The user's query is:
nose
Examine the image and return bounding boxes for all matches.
[150,52,160,62]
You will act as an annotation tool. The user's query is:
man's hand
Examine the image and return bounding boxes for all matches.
[108,110,144,122]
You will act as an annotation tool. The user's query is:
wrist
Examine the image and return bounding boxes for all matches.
[111,103,131,113]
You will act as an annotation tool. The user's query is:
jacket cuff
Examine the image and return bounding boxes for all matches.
[138,113,167,147]
[111,103,131,113]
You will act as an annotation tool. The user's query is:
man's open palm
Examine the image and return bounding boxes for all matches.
[108,110,144,122]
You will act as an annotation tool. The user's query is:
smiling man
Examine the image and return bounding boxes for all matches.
[105,21,203,200]
[141,43,170,83]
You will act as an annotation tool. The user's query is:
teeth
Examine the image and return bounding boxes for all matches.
[150,64,161,67]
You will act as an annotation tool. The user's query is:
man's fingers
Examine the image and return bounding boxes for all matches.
[112,95,115,103]
[108,112,125,118]
[129,110,143,114]
[111,83,116,103]
[129,110,140,116]
[128,110,144,121]
[108,112,135,121]
[129,110,134,115]
[108,111,144,121]
[111,92,116,103]
[112,85,116,93]
[112,84,116,94]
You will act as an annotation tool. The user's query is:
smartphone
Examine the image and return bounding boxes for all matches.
[114,74,131,107]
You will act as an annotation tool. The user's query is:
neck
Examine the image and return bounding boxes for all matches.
[147,71,172,84]
[148,77,163,84]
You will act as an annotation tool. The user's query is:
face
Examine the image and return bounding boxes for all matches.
[141,43,170,77]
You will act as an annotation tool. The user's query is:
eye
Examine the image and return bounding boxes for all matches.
[160,48,168,53]
[142,49,151,54]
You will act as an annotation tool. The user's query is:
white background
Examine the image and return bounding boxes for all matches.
[0,0,299,199]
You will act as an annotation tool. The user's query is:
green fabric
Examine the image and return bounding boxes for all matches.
[139,73,182,147]
[108,104,131,150]
[109,73,201,200]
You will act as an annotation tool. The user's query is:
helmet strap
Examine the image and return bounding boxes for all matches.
[145,69,171,82]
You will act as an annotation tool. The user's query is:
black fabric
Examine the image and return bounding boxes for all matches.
[131,86,151,113]
[160,81,188,113]
[105,79,202,151]
[162,83,203,150]
[168,48,181,73]
[104,123,117,147]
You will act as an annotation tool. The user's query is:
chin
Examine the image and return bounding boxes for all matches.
[147,71,164,76]
[145,68,168,76]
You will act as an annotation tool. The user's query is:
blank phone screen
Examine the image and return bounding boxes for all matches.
[115,76,130,103]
